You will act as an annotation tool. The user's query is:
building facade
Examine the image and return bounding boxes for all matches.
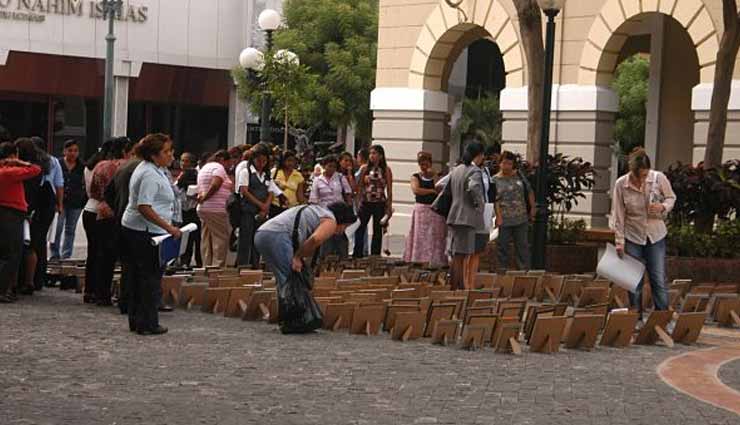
[373,0,740,232]
[0,0,282,157]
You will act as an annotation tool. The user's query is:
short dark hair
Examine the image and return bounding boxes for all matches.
[0,141,17,159]
[135,133,172,162]
[321,154,338,166]
[209,149,230,163]
[251,143,271,159]
[498,150,517,164]
[462,142,484,165]
[357,148,369,161]
[327,202,357,225]
[63,139,78,150]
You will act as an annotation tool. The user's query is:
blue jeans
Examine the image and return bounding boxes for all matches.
[625,238,668,313]
[254,230,293,292]
[50,207,83,259]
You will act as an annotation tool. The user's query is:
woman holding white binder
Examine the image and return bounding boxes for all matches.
[610,148,676,316]
[121,134,180,336]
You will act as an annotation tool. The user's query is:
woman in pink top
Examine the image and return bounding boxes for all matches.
[610,148,676,318]
[197,150,234,267]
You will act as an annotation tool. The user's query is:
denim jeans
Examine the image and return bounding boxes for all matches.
[50,207,83,259]
[497,222,531,270]
[625,237,668,313]
[254,230,293,292]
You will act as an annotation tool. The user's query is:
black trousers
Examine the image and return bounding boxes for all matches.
[30,191,56,290]
[121,227,163,332]
[82,211,98,299]
[180,209,202,267]
[94,218,119,303]
[0,207,25,296]
[236,205,263,268]
[354,201,385,257]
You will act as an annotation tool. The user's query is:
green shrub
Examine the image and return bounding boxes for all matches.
[667,219,740,258]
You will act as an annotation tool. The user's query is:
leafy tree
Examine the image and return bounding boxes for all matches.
[232,51,318,131]
[612,55,649,156]
[272,0,378,145]
[704,0,740,170]
[512,0,545,162]
[452,92,502,149]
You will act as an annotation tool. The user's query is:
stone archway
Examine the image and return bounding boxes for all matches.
[578,0,719,85]
[407,0,524,91]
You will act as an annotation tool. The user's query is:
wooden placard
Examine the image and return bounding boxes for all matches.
[713,296,740,327]
[475,273,497,289]
[242,290,275,321]
[635,310,674,347]
[576,286,609,308]
[564,314,602,350]
[599,312,639,348]
[671,312,707,345]
[492,322,522,355]
[540,275,565,303]
[529,316,568,354]
[681,294,710,313]
[465,314,498,343]
[178,283,208,309]
[424,303,457,337]
[161,276,185,306]
[350,304,386,336]
[225,287,257,318]
[511,276,538,299]
[431,319,460,346]
[559,279,583,305]
[609,285,629,309]
[391,311,426,341]
[323,303,357,331]
[497,299,527,321]
[460,325,486,350]
[383,304,421,332]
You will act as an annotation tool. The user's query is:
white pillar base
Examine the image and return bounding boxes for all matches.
[691,81,740,163]
[227,85,249,148]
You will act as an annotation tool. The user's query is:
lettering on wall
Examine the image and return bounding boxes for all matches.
[0,0,148,23]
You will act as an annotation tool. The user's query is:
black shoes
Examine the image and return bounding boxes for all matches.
[158,305,174,312]
[136,326,168,336]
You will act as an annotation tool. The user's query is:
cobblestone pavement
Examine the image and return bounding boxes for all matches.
[1,290,739,425]
[719,359,740,393]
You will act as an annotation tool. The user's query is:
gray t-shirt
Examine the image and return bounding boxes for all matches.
[493,174,531,227]
[259,205,335,245]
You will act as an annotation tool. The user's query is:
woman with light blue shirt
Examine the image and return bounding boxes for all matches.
[121,134,180,336]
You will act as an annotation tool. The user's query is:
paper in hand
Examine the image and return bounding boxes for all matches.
[596,243,645,293]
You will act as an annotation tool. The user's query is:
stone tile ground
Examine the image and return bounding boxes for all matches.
[719,359,740,393]
[1,290,738,425]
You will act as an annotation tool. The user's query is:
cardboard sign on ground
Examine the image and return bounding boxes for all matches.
[681,294,710,313]
[242,290,275,321]
[564,314,603,350]
[635,310,674,347]
[391,311,427,341]
[576,286,609,308]
[492,322,522,355]
[713,296,740,327]
[465,314,498,343]
[461,325,486,350]
[179,282,208,310]
[529,316,568,354]
[350,303,386,335]
[424,303,457,337]
[671,312,706,345]
[431,319,460,346]
[511,276,538,299]
[600,312,639,347]
[323,303,357,331]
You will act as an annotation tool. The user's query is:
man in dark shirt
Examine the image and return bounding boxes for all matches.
[50,140,87,260]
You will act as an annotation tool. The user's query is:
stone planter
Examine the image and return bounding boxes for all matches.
[666,256,740,283]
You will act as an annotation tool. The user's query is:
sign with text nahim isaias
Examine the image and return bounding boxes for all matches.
[0,0,148,23]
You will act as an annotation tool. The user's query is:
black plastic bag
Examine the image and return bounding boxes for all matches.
[278,267,323,334]
[277,205,324,334]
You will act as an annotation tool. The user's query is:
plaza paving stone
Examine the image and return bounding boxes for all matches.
[718,359,740,393]
[1,289,739,425]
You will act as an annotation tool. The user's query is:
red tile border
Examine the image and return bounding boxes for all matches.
[657,346,740,416]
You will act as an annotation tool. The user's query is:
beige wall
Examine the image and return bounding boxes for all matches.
[373,0,738,233]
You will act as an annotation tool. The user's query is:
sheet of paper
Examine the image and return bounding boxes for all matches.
[483,203,494,232]
[151,223,198,247]
[596,243,645,293]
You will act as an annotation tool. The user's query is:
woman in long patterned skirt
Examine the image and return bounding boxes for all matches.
[403,151,447,267]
